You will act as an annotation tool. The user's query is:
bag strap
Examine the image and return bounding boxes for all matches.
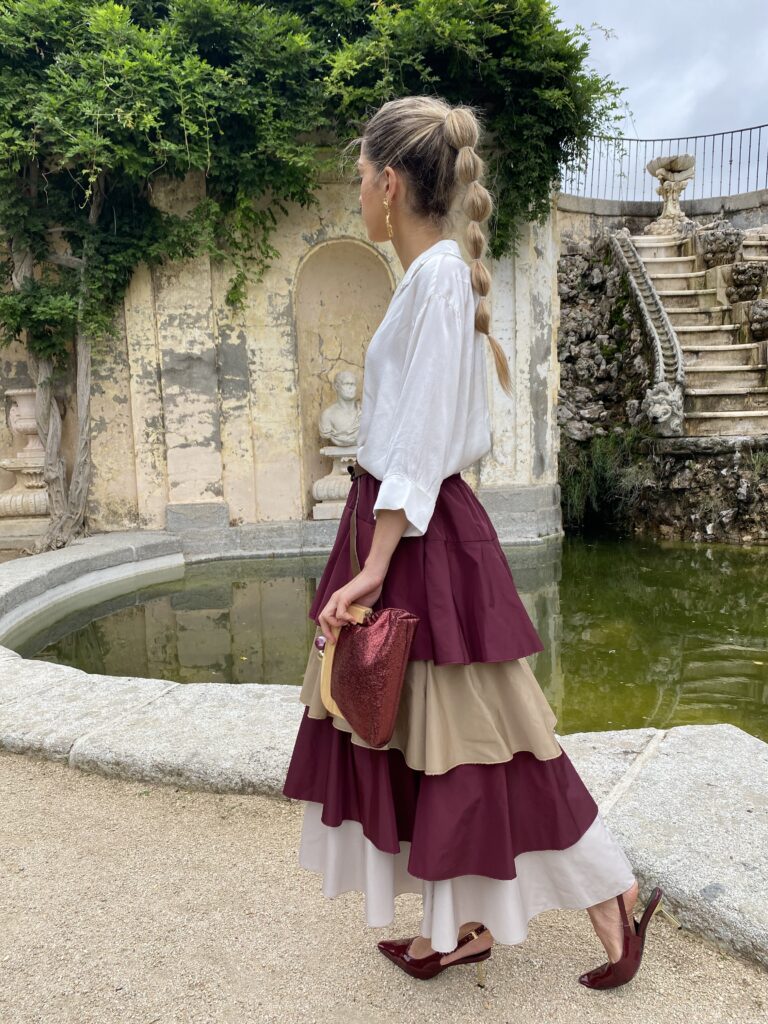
[350,472,361,577]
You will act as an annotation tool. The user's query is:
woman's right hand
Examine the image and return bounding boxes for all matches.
[317,566,384,644]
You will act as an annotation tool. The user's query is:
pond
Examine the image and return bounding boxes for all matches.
[12,535,768,743]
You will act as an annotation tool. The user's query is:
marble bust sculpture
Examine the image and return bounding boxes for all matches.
[311,369,363,519]
[318,370,362,447]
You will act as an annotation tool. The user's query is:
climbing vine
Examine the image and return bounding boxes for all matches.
[0,0,625,549]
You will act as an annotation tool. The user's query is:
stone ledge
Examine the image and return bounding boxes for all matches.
[598,723,768,970]
[162,484,564,553]
[639,433,768,456]
[477,482,561,515]
[0,656,764,970]
[556,186,768,218]
[0,531,185,648]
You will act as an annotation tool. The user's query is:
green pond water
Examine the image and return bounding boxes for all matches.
[15,535,768,742]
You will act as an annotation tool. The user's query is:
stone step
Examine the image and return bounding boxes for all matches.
[666,306,730,327]
[681,342,763,367]
[684,409,768,435]
[675,324,742,345]
[684,364,768,387]
[628,236,686,259]
[685,643,768,658]
[676,682,763,699]
[638,253,695,263]
[640,255,698,276]
[684,387,768,413]
[629,234,682,244]
[649,270,708,290]
[658,288,718,310]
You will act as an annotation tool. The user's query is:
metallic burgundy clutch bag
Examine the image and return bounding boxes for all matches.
[313,466,420,748]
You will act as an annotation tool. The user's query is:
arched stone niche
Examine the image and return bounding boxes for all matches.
[293,239,394,519]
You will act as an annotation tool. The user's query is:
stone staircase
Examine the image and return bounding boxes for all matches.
[632,234,768,436]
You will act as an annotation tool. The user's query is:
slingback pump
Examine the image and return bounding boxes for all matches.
[578,885,677,989]
[377,925,492,984]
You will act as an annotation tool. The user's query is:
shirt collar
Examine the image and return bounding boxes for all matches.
[392,238,461,298]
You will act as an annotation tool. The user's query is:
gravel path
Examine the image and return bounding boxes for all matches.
[1,749,765,1024]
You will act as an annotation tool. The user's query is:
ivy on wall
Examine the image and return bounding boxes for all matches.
[0,0,626,363]
[0,0,626,548]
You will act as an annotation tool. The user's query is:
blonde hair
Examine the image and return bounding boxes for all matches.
[343,95,512,397]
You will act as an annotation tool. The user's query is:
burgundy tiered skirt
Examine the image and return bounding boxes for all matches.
[281,469,635,953]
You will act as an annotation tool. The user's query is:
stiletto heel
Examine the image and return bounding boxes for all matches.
[578,885,664,990]
[378,924,493,982]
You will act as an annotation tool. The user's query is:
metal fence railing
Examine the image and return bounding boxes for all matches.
[557,123,768,202]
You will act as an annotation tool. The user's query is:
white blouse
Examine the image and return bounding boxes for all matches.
[356,238,492,537]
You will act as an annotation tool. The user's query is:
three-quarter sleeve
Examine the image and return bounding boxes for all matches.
[372,290,464,537]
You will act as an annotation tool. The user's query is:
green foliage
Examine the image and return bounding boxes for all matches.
[0,0,328,352]
[0,274,78,366]
[324,0,627,258]
[743,445,768,478]
[560,426,655,534]
[607,270,632,349]
[0,0,625,363]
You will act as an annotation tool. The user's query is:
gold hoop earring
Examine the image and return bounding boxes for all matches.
[383,196,394,239]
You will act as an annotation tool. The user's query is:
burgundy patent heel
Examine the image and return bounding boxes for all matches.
[578,885,665,989]
[378,924,492,984]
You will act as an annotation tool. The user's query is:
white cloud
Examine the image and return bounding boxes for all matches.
[553,1,768,137]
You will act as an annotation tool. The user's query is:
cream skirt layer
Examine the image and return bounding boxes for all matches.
[298,800,636,954]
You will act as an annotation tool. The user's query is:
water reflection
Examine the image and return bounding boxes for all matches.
[558,536,767,740]
[15,537,767,741]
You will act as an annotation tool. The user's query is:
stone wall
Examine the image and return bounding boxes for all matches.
[1,168,563,547]
[557,187,768,244]
[555,234,651,443]
[635,439,768,544]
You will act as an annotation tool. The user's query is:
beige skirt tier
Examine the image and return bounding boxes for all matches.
[299,641,562,775]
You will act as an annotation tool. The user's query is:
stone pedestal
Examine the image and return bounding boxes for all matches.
[311,446,356,521]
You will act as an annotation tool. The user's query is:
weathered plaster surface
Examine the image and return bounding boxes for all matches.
[122,263,169,529]
[479,206,561,490]
[88,306,140,530]
[2,169,561,534]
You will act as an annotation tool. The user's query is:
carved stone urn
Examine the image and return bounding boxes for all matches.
[0,388,49,517]
[643,154,696,237]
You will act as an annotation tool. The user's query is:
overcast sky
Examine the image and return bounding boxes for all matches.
[553,1,768,140]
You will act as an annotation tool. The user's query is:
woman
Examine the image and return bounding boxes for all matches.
[282,95,666,989]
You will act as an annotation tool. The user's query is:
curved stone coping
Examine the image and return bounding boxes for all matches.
[0,646,765,970]
[556,184,768,218]
[0,531,185,649]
